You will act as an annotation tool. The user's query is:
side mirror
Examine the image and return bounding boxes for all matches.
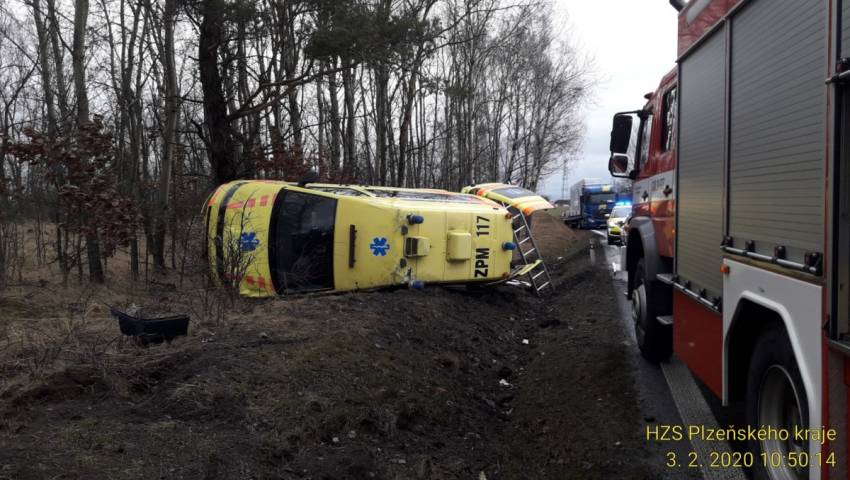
[608,111,639,178]
[609,114,633,154]
[609,153,630,176]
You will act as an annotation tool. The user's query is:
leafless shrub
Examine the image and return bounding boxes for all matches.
[0,220,24,289]
[176,208,206,288]
[217,207,259,295]
[0,291,112,382]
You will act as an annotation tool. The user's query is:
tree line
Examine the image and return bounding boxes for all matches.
[0,0,592,286]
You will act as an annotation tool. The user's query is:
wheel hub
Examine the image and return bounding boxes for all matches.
[758,365,806,480]
[632,284,645,345]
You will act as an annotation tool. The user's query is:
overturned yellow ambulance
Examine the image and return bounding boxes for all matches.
[204,181,519,297]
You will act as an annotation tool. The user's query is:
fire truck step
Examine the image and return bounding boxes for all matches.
[519,237,531,245]
[532,270,546,280]
[536,281,551,291]
[656,315,673,326]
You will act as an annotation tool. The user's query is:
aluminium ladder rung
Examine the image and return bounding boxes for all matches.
[505,203,552,297]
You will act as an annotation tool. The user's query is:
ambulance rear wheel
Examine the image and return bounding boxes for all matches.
[632,258,672,362]
[746,328,809,480]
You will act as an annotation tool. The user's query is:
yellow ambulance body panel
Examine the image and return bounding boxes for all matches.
[462,183,554,216]
[205,181,516,297]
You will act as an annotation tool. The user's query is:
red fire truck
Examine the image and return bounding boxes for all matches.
[609,0,850,478]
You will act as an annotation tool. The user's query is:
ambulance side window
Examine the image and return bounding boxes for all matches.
[270,190,337,293]
[662,87,677,152]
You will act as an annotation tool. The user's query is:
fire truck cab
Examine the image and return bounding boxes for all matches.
[608,0,850,478]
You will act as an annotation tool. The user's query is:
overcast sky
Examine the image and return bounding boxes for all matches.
[538,0,680,199]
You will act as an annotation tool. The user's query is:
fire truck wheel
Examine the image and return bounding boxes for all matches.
[632,258,672,362]
[746,327,809,480]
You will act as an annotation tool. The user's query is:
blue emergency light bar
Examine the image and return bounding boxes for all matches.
[615,201,632,207]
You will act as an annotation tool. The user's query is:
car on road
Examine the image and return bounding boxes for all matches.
[461,183,554,216]
[605,204,631,245]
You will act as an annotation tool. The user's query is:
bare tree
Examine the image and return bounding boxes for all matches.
[1,0,593,287]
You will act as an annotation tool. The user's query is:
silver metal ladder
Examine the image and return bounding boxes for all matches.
[509,208,553,296]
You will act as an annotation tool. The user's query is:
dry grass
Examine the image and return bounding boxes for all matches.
[0,211,578,398]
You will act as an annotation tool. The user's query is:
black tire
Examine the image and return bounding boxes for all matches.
[632,258,672,362]
[746,328,809,480]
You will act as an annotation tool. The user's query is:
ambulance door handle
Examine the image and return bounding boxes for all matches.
[642,191,649,201]
[663,185,673,197]
[348,225,357,268]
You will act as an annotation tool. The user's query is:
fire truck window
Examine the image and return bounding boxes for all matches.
[269,190,337,293]
[638,114,653,170]
[662,87,677,152]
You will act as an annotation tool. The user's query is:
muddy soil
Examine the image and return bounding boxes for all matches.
[0,214,663,479]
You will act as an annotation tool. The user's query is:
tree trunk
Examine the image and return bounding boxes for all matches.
[72,0,90,125]
[341,62,356,178]
[199,0,237,184]
[32,0,58,137]
[280,2,302,152]
[47,0,70,130]
[72,0,105,283]
[397,64,421,187]
[152,0,180,271]
[317,73,325,167]
[327,61,341,177]
[375,63,389,185]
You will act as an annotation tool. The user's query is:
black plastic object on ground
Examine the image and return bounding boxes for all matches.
[109,306,189,345]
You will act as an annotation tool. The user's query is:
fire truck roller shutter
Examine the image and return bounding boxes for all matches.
[843,0,850,59]
[677,28,725,301]
[728,0,826,265]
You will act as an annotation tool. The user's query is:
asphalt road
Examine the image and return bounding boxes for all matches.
[588,230,749,480]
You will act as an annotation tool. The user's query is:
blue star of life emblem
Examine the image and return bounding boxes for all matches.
[370,237,390,256]
[240,232,260,252]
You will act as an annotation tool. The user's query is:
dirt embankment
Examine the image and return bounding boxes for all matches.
[0,214,661,479]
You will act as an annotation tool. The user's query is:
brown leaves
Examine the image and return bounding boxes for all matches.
[6,122,140,258]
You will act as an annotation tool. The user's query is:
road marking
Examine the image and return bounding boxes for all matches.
[660,358,747,480]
